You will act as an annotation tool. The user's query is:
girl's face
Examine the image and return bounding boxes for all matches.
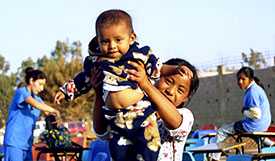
[156,65,192,107]
[237,73,252,90]
[30,78,46,94]
[97,22,136,61]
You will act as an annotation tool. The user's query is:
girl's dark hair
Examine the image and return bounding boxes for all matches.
[24,67,47,85]
[237,66,254,80]
[164,58,200,99]
[95,9,134,35]
[237,66,265,89]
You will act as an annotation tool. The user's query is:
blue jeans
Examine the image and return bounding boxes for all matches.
[4,145,32,161]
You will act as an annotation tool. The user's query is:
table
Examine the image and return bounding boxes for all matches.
[252,152,275,160]
[184,138,205,151]
[201,132,217,144]
[236,132,275,153]
[188,142,246,160]
[35,143,89,161]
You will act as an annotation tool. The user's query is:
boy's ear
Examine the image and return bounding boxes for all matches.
[130,32,136,45]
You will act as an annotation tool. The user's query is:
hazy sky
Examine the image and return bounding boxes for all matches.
[1,0,275,72]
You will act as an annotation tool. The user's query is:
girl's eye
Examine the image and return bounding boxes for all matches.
[178,88,185,94]
[165,78,172,84]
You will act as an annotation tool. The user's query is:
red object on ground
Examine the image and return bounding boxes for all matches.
[199,123,218,130]
[267,124,275,141]
[67,121,86,135]
[71,137,84,146]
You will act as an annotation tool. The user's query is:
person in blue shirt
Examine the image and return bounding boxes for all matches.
[211,66,272,161]
[4,67,60,161]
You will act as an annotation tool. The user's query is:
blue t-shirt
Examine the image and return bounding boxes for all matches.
[241,82,271,132]
[4,87,42,150]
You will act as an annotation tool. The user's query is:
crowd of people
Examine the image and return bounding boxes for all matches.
[2,9,273,161]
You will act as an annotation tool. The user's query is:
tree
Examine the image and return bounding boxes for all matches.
[0,54,10,74]
[241,49,267,69]
[1,40,95,124]
[0,72,16,126]
[37,40,95,121]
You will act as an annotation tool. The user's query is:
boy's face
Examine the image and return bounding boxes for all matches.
[97,22,136,61]
[156,65,192,107]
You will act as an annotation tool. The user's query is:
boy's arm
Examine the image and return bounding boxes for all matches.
[56,56,98,102]
[58,72,93,101]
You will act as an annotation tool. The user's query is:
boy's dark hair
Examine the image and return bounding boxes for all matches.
[95,9,134,35]
[24,67,46,85]
[164,58,199,100]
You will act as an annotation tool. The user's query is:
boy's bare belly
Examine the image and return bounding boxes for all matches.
[105,88,144,110]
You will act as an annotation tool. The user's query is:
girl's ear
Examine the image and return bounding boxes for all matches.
[179,97,190,107]
[129,32,136,45]
[29,78,33,84]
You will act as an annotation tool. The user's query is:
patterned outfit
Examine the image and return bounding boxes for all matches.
[60,42,162,161]
[157,108,194,161]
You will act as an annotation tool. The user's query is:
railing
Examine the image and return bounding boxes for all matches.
[195,50,275,71]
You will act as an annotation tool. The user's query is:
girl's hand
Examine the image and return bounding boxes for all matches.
[51,109,61,118]
[127,60,149,88]
[176,65,193,80]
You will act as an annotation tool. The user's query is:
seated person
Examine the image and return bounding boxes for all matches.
[210,67,273,161]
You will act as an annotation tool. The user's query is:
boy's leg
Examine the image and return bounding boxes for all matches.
[135,114,160,161]
[109,134,137,161]
[263,137,275,146]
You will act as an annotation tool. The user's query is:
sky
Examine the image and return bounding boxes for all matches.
[1,0,275,72]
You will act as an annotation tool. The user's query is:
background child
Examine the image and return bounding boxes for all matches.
[210,66,272,161]
[4,67,60,161]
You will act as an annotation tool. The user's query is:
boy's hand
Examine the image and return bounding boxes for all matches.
[54,91,65,104]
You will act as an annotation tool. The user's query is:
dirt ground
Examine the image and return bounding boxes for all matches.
[218,136,259,161]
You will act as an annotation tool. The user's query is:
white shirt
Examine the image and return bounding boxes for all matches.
[157,108,194,161]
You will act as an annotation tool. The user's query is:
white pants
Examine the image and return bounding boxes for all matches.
[210,123,237,160]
